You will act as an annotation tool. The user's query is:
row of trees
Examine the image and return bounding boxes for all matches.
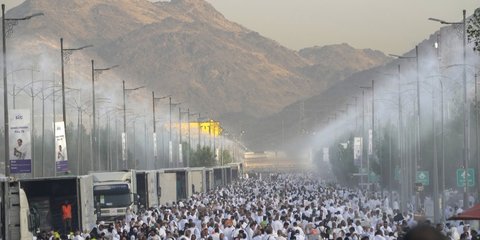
[0,120,233,177]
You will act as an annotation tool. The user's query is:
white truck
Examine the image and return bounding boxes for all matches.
[0,175,96,239]
[188,168,209,196]
[19,175,97,235]
[157,168,189,205]
[1,178,36,240]
[91,171,137,222]
[135,170,159,209]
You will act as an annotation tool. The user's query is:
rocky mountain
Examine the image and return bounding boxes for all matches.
[245,23,479,151]
[299,43,392,90]
[5,0,391,147]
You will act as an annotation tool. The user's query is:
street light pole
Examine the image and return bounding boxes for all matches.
[92,62,117,171]
[91,60,96,171]
[169,97,172,167]
[60,39,92,169]
[187,109,191,168]
[429,9,468,209]
[123,81,126,169]
[462,9,468,210]
[122,81,144,170]
[389,47,421,210]
[152,93,169,168]
[179,107,182,167]
[2,4,43,177]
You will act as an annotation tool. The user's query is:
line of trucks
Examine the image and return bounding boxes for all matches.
[0,163,243,240]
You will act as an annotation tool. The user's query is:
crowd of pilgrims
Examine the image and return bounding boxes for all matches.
[46,173,471,240]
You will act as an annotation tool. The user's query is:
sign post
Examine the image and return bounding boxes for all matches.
[457,168,475,187]
[416,171,430,186]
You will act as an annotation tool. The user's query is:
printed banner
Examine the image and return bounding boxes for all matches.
[9,109,32,174]
[353,137,363,166]
[153,132,157,157]
[55,122,68,172]
[323,147,329,162]
[122,133,127,164]
[169,141,173,163]
[178,143,183,164]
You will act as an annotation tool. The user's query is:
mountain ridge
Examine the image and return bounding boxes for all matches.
[5,0,391,145]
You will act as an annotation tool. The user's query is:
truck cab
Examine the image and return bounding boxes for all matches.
[91,171,137,222]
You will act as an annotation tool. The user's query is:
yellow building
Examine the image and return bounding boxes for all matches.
[168,120,223,136]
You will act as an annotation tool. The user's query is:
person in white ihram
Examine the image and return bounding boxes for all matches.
[13,138,27,160]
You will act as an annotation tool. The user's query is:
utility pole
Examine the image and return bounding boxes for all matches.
[2,5,43,178]
[169,97,172,167]
[198,113,202,149]
[462,9,469,210]
[187,108,191,168]
[122,81,143,169]
[397,64,408,212]
[92,60,96,171]
[152,92,156,167]
[432,69,440,223]
[428,10,468,209]
[123,80,127,169]
[152,93,169,168]
[371,79,375,192]
[178,107,182,167]
[60,39,92,171]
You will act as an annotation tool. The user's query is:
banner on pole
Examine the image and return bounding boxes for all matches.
[168,141,173,163]
[55,121,68,172]
[368,129,373,155]
[178,143,183,164]
[9,109,32,174]
[122,132,126,164]
[353,137,363,166]
[153,132,157,157]
[323,147,329,162]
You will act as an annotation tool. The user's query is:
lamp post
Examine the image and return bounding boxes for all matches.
[389,47,421,207]
[360,85,372,190]
[152,92,169,168]
[122,81,144,169]
[60,39,92,166]
[179,108,195,168]
[429,9,468,209]
[2,4,43,177]
[179,107,183,167]
[168,100,181,168]
[91,61,118,171]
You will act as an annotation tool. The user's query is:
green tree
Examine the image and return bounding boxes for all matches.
[468,8,480,52]
[191,146,216,167]
[220,149,233,165]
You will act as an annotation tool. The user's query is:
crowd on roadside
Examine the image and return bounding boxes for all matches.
[38,173,474,240]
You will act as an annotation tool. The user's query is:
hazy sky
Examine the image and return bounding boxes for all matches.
[4,0,479,54]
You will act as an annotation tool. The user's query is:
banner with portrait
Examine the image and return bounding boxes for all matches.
[353,137,363,167]
[55,121,68,172]
[153,132,157,158]
[9,109,32,174]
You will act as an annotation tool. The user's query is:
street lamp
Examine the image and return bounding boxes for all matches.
[429,9,468,209]
[389,46,421,193]
[152,92,169,168]
[60,39,92,166]
[2,4,43,177]
[122,81,144,169]
[359,84,373,191]
[168,100,181,168]
[91,61,118,171]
